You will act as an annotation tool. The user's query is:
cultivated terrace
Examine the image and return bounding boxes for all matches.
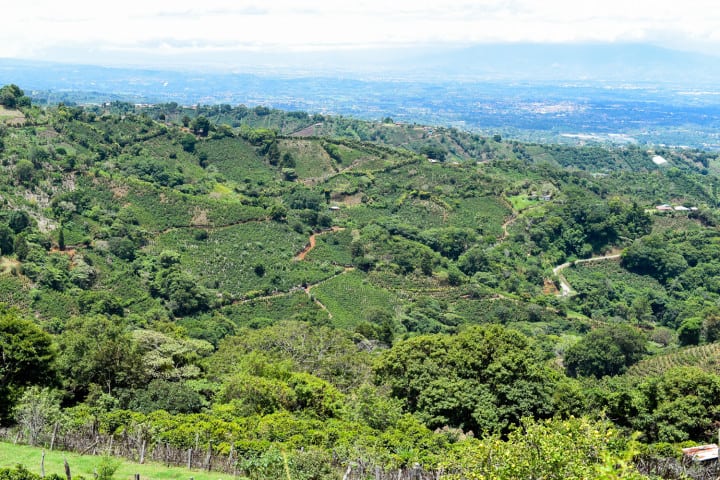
[1,84,720,479]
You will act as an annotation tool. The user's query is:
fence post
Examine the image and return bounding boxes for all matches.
[40,450,45,478]
[63,457,71,480]
[50,423,59,451]
[187,448,193,470]
[204,442,212,471]
[139,439,146,464]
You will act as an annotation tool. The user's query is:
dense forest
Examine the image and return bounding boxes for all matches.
[2,84,720,479]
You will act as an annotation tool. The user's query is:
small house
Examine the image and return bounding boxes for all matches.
[656,204,673,211]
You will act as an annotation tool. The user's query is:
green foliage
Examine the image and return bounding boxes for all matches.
[442,417,645,480]
[622,235,688,283]
[3,93,720,474]
[96,456,120,480]
[0,465,43,480]
[0,84,30,109]
[57,316,145,399]
[312,270,397,330]
[376,325,559,434]
[0,310,56,423]
[13,386,61,446]
[565,324,647,378]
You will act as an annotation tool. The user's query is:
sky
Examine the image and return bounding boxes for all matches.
[4,0,720,67]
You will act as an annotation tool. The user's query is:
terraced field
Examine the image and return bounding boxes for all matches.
[626,343,720,377]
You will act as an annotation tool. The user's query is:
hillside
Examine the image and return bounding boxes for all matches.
[2,84,720,479]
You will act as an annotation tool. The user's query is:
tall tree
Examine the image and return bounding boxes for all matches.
[0,311,57,423]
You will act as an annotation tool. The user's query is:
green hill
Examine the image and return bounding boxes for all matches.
[2,84,720,479]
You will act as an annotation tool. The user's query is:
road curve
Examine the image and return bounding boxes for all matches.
[552,253,622,297]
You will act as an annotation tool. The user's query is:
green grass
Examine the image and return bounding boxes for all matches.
[0,442,241,480]
[506,194,538,211]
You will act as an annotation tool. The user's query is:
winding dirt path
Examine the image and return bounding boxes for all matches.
[294,227,344,261]
[552,253,622,297]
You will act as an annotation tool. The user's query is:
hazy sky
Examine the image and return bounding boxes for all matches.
[4,0,720,64]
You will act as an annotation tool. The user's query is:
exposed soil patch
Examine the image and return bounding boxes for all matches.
[294,226,344,261]
[0,257,21,275]
[191,208,209,226]
[291,123,323,137]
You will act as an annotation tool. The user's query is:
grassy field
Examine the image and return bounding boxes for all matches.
[0,442,241,480]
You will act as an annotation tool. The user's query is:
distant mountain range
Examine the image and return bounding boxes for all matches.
[3,43,720,149]
[7,43,720,84]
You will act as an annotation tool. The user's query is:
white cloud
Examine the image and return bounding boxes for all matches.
[3,0,720,63]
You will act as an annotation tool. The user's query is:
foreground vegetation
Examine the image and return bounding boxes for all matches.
[1,84,720,478]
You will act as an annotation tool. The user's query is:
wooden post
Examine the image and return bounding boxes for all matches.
[204,442,212,472]
[50,423,59,451]
[63,457,71,480]
[187,448,192,470]
[40,450,45,478]
[139,439,146,464]
[342,465,352,480]
[134,474,140,480]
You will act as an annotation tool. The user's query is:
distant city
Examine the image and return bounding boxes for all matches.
[3,45,720,150]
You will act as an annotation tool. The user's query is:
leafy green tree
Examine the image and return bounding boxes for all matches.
[8,210,32,234]
[57,316,145,399]
[13,386,61,445]
[97,456,120,480]
[565,324,646,378]
[0,84,29,109]
[180,133,196,152]
[15,160,35,185]
[220,373,296,415]
[638,367,720,442]
[376,325,559,434]
[703,312,720,343]
[191,116,210,136]
[0,311,57,423]
[158,270,211,316]
[678,317,702,346]
[442,417,645,479]
[125,379,205,414]
[622,235,688,283]
[0,224,14,255]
